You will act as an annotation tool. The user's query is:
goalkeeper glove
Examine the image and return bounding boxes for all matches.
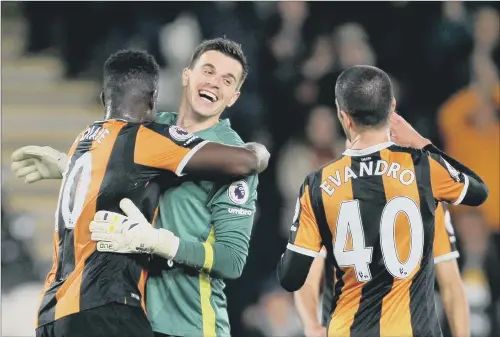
[90,198,180,260]
[11,146,68,183]
[244,142,270,174]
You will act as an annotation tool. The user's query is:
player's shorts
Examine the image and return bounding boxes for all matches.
[35,302,154,337]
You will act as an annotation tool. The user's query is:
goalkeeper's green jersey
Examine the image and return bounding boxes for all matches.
[146,112,258,337]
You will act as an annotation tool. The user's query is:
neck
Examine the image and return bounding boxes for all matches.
[177,95,221,133]
[348,127,390,150]
[104,105,153,123]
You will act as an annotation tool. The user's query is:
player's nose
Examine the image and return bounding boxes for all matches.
[204,77,219,89]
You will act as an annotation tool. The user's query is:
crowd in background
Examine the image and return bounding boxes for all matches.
[2,2,500,337]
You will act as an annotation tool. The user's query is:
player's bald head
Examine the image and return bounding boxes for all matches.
[103,50,160,106]
[335,65,394,128]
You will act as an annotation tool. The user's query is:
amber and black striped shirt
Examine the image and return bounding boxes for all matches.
[281,141,487,337]
[318,201,460,328]
[37,120,207,327]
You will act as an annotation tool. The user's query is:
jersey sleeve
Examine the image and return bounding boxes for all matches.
[134,123,209,176]
[206,176,258,278]
[428,152,469,205]
[433,203,459,264]
[287,179,322,257]
[426,144,487,206]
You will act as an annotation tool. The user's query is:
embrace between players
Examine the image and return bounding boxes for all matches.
[12,37,487,337]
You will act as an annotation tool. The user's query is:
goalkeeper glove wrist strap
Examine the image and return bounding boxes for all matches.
[153,228,180,261]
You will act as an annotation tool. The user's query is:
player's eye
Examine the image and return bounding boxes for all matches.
[223,78,233,86]
[204,69,214,75]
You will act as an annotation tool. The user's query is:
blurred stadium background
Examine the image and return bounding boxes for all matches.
[1,1,499,336]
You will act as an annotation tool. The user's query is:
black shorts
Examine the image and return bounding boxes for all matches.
[35,303,154,337]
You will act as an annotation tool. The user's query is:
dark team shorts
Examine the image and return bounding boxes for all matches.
[35,302,154,337]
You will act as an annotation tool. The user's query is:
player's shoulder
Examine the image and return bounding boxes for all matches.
[155,111,178,125]
[210,119,244,146]
[304,153,347,183]
[137,121,173,135]
[385,144,426,156]
[383,144,434,164]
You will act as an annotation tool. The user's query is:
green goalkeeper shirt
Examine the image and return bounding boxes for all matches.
[146,112,258,337]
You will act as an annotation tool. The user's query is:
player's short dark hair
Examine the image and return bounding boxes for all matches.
[188,37,249,86]
[335,65,394,127]
[103,50,160,102]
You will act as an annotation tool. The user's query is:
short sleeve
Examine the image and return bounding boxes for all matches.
[287,179,322,257]
[433,203,459,264]
[134,123,209,176]
[428,152,469,205]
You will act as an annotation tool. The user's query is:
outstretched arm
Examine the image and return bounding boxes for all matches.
[183,141,269,178]
[11,129,270,183]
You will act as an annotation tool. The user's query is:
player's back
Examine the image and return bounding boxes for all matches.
[37,119,203,327]
[312,142,440,337]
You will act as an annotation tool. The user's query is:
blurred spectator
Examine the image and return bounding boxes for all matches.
[427,1,471,105]
[277,105,344,237]
[315,22,376,107]
[242,280,302,337]
[438,18,500,334]
[438,54,499,240]
[261,1,320,149]
[473,6,500,54]
[334,22,376,69]
[1,194,40,293]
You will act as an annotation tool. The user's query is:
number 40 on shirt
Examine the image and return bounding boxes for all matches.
[334,196,424,282]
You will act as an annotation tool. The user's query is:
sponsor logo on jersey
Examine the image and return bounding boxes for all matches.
[290,225,297,232]
[183,135,199,146]
[130,293,140,301]
[228,180,250,205]
[169,125,194,141]
[227,208,253,216]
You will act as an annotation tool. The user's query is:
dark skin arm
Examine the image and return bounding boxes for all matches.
[184,142,269,178]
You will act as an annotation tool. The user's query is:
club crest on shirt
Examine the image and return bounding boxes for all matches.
[169,125,193,141]
[228,180,249,205]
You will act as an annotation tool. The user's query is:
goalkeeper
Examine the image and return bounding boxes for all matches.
[12,38,260,337]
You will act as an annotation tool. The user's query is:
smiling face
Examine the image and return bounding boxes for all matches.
[182,50,243,119]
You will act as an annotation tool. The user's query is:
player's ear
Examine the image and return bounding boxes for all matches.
[149,90,158,110]
[100,92,105,107]
[341,110,353,130]
[227,91,241,108]
[392,98,397,112]
[182,68,189,87]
